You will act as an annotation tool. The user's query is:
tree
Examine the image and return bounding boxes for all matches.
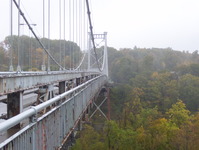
[111,57,138,83]
[172,113,199,150]
[148,118,178,150]
[141,55,154,73]
[167,100,190,127]
[105,120,136,150]
[179,74,199,111]
[71,125,105,150]
[123,88,143,128]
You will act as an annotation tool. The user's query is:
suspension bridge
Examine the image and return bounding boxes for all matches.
[0,0,109,149]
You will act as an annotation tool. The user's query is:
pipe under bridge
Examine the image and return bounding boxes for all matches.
[0,72,108,150]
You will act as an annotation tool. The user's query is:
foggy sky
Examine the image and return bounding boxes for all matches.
[1,0,199,52]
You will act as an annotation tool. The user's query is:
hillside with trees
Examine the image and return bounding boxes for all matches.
[72,47,199,150]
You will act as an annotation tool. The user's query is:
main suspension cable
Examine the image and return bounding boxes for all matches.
[85,0,101,72]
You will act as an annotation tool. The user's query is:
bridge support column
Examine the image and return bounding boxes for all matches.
[78,118,83,131]
[7,91,23,128]
[89,87,111,120]
[82,105,90,123]
[107,87,111,120]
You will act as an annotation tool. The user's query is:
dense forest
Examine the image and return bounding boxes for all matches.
[72,47,199,150]
[1,37,199,149]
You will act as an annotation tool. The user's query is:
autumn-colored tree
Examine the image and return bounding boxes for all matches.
[148,118,178,150]
[123,88,143,128]
[167,100,190,127]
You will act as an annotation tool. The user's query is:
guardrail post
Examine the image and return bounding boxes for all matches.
[29,107,37,150]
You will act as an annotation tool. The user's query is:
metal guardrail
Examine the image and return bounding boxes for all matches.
[0,75,107,150]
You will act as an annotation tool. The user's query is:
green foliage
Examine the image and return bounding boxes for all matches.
[104,120,137,150]
[109,84,131,120]
[111,57,138,83]
[148,118,178,150]
[122,88,143,128]
[130,72,179,112]
[136,107,160,129]
[72,101,198,150]
[108,47,197,83]
[177,63,199,76]
[179,74,199,111]
[167,100,190,126]
[71,125,105,150]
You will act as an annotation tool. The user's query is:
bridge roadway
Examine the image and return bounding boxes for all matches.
[0,72,107,150]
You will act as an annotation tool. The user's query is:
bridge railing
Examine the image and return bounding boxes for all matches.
[0,74,107,150]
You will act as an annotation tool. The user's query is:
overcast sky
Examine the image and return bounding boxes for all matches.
[1,0,199,52]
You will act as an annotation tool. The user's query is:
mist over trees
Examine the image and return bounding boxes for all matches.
[72,47,199,150]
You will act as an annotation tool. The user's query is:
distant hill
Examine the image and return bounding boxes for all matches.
[107,47,199,83]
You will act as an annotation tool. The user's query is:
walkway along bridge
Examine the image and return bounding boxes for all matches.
[0,0,109,149]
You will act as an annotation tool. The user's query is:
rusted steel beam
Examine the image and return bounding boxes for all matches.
[0,71,99,95]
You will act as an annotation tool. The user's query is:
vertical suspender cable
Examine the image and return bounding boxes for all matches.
[72,0,75,69]
[42,0,46,71]
[17,0,21,72]
[76,0,78,46]
[29,30,31,70]
[76,0,79,67]
[30,31,33,70]
[83,0,85,51]
[63,0,66,69]
[79,0,82,51]
[9,0,13,71]
[86,0,89,52]
[21,20,24,70]
[69,0,71,70]
[47,0,51,71]
[59,0,62,70]
[78,0,81,69]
